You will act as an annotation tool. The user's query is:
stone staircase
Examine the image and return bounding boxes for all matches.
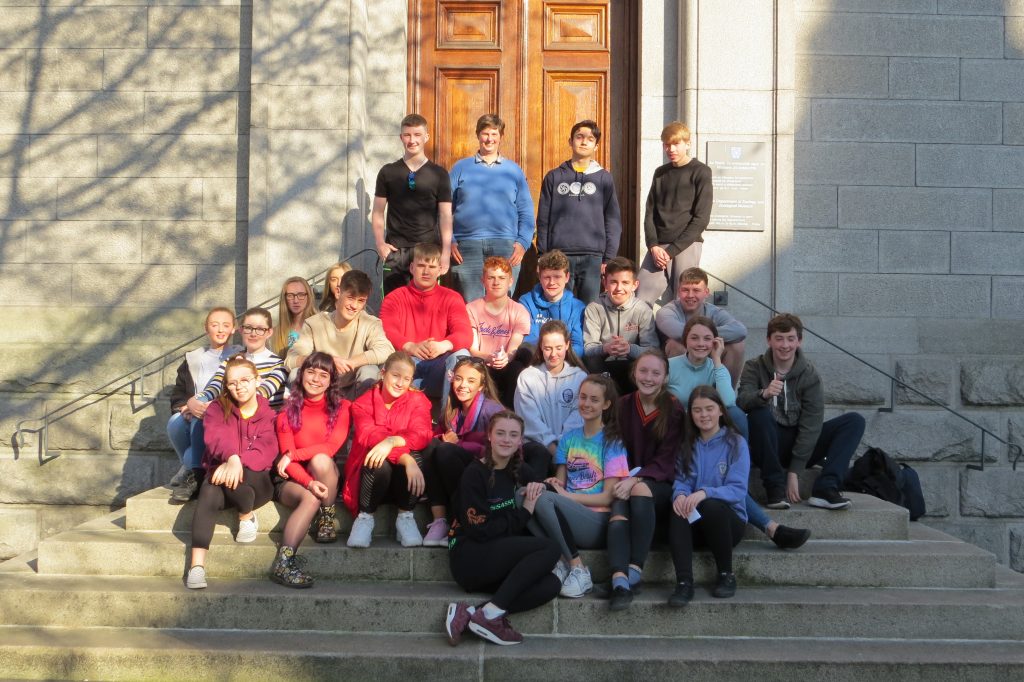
[2,486,1024,681]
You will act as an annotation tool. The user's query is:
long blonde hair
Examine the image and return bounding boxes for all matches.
[271,276,316,357]
[319,262,353,311]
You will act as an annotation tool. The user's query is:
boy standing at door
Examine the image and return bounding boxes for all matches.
[536,119,622,304]
[372,114,453,295]
[636,121,713,306]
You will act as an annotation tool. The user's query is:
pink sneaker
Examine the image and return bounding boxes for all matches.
[423,518,450,547]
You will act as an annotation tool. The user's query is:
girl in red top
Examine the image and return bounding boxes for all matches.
[186,355,278,590]
[271,352,350,587]
[344,351,432,548]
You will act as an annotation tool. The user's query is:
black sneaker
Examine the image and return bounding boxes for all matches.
[712,572,737,599]
[771,525,811,550]
[808,488,852,510]
[667,581,694,607]
[764,488,790,510]
[170,471,199,503]
[609,586,633,612]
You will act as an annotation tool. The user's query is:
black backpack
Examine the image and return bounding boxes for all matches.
[844,447,926,521]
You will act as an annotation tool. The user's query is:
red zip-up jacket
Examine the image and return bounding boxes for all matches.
[342,384,432,516]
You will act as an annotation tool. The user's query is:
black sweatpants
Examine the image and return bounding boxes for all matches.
[669,497,745,583]
[422,441,474,509]
[449,535,561,613]
[190,467,273,550]
[359,453,423,513]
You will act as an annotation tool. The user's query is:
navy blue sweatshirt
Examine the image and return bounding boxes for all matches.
[537,160,622,261]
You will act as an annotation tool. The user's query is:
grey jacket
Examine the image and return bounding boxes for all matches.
[583,293,658,359]
[737,348,824,473]
[655,300,747,344]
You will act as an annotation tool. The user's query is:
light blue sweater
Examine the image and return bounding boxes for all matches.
[450,155,535,248]
[673,427,749,523]
[667,354,737,407]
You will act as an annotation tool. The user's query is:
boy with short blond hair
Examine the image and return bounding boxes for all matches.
[583,256,658,393]
[518,249,586,358]
[637,122,713,305]
[373,113,453,295]
[379,242,472,403]
[536,119,622,304]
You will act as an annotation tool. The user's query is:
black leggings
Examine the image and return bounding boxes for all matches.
[521,442,554,480]
[359,453,423,513]
[669,497,745,583]
[190,468,273,550]
[607,479,673,575]
[449,535,561,613]
[422,441,474,509]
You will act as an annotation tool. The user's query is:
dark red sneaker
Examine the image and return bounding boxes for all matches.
[467,608,523,645]
[445,602,473,646]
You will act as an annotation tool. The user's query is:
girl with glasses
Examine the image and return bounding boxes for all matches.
[271,276,317,359]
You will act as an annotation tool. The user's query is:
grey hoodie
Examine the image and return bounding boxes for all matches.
[583,293,658,359]
[737,348,824,473]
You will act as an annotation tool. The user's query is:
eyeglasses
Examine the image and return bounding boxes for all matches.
[407,171,416,191]
[226,376,256,390]
[285,292,308,301]
[241,325,270,335]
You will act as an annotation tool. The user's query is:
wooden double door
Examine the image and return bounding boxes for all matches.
[408,0,638,265]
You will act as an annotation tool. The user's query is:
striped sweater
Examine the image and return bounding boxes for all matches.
[197,347,287,409]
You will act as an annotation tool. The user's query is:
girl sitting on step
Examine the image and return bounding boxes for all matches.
[667,385,750,605]
[343,351,432,548]
[513,320,588,482]
[271,276,317,360]
[420,356,505,546]
[604,349,684,611]
[270,352,350,587]
[318,261,352,312]
[526,373,630,599]
[186,355,278,590]
[444,411,561,647]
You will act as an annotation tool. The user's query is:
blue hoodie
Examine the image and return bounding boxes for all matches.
[673,427,749,523]
[518,284,586,358]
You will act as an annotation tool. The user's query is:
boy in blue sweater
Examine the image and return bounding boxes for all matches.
[518,250,586,358]
[450,113,535,302]
[536,120,622,304]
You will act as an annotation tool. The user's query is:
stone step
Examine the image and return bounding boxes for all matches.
[127,486,909,541]
[36,511,994,588]
[2,573,1022,641]
[2,626,1022,681]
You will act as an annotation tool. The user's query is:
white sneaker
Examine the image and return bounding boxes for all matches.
[168,464,188,487]
[395,511,423,547]
[185,565,207,589]
[347,512,375,548]
[560,566,593,598]
[236,514,259,543]
[552,559,570,583]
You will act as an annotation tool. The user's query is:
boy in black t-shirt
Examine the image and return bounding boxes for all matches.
[372,114,453,295]
[636,121,713,306]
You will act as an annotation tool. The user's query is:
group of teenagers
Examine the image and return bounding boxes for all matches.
[165,111,866,647]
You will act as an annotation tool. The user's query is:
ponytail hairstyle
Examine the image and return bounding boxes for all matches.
[217,354,260,422]
[381,350,416,380]
[531,319,583,369]
[444,356,499,427]
[483,409,525,486]
[630,348,674,442]
[581,373,622,452]
[284,351,346,433]
[678,384,739,476]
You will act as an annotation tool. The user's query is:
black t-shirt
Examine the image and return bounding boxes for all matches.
[374,159,453,248]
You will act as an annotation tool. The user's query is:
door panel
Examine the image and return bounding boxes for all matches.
[409,0,637,266]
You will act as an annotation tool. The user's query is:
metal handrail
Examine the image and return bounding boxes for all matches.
[706,272,1023,472]
[13,248,380,463]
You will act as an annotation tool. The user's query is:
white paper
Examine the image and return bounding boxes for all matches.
[688,508,701,524]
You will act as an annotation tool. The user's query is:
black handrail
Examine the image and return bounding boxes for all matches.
[13,249,380,463]
[706,272,1023,472]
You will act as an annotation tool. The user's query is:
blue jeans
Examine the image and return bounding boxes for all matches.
[747,407,866,497]
[413,349,469,402]
[167,412,205,470]
[565,253,603,305]
[452,238,521,302]
[745,495,770,532]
